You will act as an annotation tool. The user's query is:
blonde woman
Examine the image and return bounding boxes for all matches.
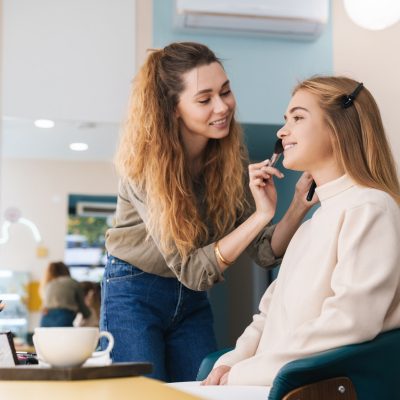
[101,42,315,382]
[204,76,400,386]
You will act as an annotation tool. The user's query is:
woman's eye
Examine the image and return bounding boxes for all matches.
[221,90,231,97]
[293,115,303,122]
[198,99,210,104]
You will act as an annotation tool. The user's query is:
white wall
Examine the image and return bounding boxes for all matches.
[0,0,148,334]
[333,0,400,166]
[135,0,153,70]
[2,0,136,123]
[0,158,118,329]
[0,159,118,280]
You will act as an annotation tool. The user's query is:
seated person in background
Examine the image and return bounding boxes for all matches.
[74,281,101,327]
[40,261,91,327]
[203,76,400,386]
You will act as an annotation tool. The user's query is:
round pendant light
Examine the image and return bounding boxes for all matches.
[343,0,400,30]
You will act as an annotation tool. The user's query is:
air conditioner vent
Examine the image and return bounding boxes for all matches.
[76,202,116,217]
[175,0,328,40]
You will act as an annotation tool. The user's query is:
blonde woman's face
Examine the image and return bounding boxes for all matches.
[277,89,342,183]
[176,62,236,148]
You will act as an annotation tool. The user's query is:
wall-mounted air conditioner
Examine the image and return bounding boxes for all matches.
[175,0,329,40]
[76,202,116,217]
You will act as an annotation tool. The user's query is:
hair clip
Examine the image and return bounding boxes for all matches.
[341,82,364,109]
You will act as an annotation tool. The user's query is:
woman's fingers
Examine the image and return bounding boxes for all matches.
[293,172,320,206]
[201,366,231,386]
[219,371,230,385]
[252,178,266,187]
[248,159,271,170]
[249,162,284,185]
[249,161,284,177]
[295,171,313,190]
[202,369,221,385]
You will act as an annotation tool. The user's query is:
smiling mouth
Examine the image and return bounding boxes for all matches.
[284,143,296,150]
[209,116,228,126]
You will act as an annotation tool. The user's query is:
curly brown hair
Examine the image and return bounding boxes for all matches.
[115,42,248,258]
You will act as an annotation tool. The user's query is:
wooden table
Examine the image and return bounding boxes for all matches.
[0,376,204,400]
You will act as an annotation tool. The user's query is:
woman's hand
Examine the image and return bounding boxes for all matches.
[201,365,231,386]
[293,172,319,210]
[219,370,230,385]
[248,160,284,220]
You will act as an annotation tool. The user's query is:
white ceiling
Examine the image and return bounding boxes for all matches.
[1,0,136,161]
[2,117,122,161]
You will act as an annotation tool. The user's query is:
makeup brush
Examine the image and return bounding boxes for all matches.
[262,139,284,185]
[268,139,284,167]
[268,139,316,201]
[306,180,317,201]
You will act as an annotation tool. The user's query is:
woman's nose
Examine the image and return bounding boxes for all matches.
[277,125,288,139]
[214,96,229,114]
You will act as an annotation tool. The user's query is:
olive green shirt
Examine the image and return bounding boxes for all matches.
[43,276,91,318]
[105,179,279,291]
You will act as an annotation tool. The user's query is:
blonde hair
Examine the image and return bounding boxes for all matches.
[116,42,248,258]
[294,76,400,204]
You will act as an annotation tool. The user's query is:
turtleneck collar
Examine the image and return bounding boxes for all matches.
[315,175,355,203]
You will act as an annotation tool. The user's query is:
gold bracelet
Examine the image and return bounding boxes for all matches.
[214,241,235,266]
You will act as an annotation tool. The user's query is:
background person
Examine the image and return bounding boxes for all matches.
[40,261,91,327]
[74,281,101,327]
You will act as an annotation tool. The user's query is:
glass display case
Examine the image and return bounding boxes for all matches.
[0,270,29,342]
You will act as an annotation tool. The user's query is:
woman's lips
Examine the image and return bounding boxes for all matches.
[209,116,230,130]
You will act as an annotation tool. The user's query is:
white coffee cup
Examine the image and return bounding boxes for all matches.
[33,327,114,368]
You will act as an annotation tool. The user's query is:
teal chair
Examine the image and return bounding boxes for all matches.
[197,328,400,399]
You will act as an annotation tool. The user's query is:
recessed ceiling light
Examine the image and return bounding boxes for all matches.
[69,142,89,152]
[34,119,55,128]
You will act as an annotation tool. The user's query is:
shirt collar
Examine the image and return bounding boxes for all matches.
[315,174,355,202]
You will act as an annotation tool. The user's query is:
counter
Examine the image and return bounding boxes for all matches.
[0,376,203,400]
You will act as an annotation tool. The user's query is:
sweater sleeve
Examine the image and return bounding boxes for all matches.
[240,184,281,268]
[245,224,280,268]
[227,202,400,385]
[214,280,277,368]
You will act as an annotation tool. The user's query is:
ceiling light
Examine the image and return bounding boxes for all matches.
[69,142,89,151]
[34,119,55,128]
[343,0,400,30]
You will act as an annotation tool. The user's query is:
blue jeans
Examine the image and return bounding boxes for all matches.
[100,255,217,382]
[40,308,76,327]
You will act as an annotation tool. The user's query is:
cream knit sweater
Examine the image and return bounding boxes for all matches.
[215,175,400,385]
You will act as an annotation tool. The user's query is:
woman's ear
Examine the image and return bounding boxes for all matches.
[175,108,181,119]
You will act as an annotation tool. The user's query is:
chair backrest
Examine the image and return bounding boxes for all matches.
[268,328,400,400]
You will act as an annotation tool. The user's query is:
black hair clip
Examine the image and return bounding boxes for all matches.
[341,82,364,109]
